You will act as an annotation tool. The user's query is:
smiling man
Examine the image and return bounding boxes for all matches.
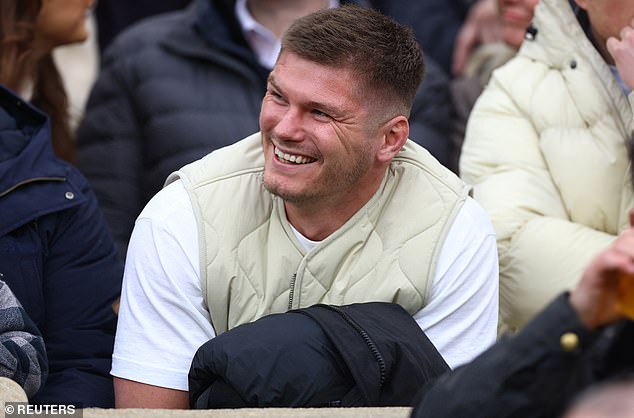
[111,5,499,409]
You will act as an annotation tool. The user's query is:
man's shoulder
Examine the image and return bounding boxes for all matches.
[394,140,469,196]
[453,196,496,241]
[140,179,193,223]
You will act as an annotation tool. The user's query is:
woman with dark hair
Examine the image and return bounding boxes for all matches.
[0,0,91,163]
[0,0,123,407]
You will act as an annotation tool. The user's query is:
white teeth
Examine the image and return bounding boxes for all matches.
[275,147,314,164]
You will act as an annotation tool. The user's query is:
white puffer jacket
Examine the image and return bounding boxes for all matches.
[460,0,634,330]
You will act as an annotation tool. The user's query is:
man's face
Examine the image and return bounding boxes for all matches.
[260,51,384,209]
[575,0,634,54]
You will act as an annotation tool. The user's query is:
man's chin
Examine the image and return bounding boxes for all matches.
[263,180,314,204]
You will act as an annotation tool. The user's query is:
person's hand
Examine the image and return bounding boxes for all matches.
[570,216,634,329]
[452,0,502,77]
[607,18,634,90]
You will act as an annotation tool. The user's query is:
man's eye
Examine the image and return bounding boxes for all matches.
[312,109,331,120]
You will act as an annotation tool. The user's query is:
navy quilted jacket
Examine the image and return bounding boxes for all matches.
[0,85,122,407]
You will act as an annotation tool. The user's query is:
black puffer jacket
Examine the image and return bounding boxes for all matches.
[77,0,456,260]
[188,302,449,408]
[412,294,634,418]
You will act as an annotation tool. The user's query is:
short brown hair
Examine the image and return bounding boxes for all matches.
[281,5,424,117]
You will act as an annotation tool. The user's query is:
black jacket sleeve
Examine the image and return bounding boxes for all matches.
[411,293,634,418]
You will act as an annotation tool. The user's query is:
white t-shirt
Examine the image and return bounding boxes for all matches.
[112,180,499,391]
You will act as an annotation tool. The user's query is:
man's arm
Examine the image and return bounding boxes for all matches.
[414,197,499,369]
[114,378,188,409]
[112,181,215,408]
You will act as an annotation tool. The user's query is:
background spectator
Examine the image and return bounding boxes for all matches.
[53,13,98,132]
[370,0,502,77]
[0,280,47,400]
[0,0,80,163]
[449,0,538,170]
[460,0,634,331]
[0,0,123,407]
[94,0,192,53]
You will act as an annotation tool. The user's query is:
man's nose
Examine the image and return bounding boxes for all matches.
[274,107,304,141]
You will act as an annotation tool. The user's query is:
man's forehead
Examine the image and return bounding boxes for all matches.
[268,72,362,118]
[269,57,361,97]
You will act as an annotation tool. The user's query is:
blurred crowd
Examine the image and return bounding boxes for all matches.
[1,0,633,416]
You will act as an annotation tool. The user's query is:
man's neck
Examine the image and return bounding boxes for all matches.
[283,171,386,242]
[285,204,348,242]
[246,0,331,38]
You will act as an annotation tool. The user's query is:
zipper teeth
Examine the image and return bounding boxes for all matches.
[323,305,386,386]
[287,273,297,310]
[0,177,66,198]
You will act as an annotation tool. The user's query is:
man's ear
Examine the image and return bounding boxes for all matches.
[376,116,409,164]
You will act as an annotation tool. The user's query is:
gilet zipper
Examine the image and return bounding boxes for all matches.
[288,273,297,310]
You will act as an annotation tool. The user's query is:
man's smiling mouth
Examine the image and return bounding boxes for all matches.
[274,147,316,164]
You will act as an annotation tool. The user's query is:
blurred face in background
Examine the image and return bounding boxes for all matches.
[498,0,539,49]
[34,0,94,51]
[574,0,634,64]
